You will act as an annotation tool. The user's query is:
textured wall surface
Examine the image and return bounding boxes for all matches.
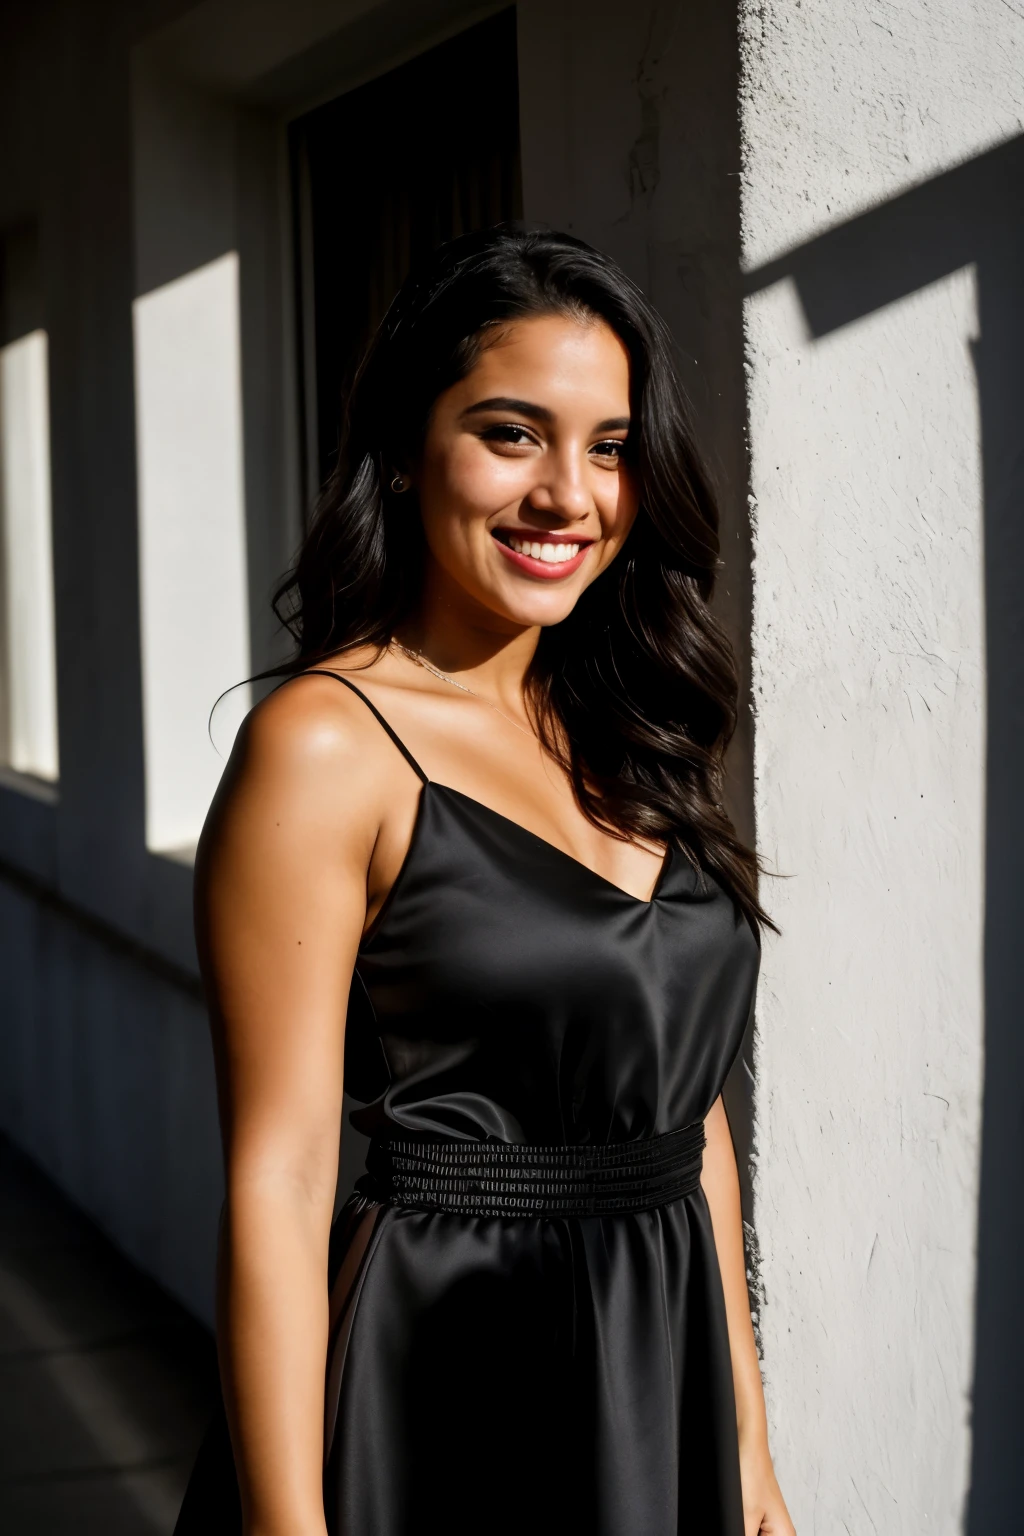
[741,2,1024,1530]
[741,0,1024,267]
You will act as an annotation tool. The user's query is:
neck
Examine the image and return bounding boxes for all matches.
[396,562,540,702]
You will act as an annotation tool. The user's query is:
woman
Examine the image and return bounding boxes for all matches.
[176,226,794,1536]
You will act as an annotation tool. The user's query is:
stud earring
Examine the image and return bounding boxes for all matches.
[390,473,409,494]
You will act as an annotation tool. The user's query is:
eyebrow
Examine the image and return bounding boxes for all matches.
[461,397,631,433]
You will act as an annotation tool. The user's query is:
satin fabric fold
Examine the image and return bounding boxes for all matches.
[323,1191,744,1535]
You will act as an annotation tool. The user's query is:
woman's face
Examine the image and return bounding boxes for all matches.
[410,312,640,631]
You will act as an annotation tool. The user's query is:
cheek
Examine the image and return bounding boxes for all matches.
[421,442,530,531]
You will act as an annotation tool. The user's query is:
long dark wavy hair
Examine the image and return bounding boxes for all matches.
[273,224,771,931]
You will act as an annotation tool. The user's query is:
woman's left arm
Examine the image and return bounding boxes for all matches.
[702,1095,796,1536]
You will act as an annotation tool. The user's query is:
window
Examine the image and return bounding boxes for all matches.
[290,8,522,501]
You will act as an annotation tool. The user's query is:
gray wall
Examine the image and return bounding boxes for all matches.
[0,871,222,1320]
[0,0,223,1321]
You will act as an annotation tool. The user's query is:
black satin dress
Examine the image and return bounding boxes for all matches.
[175,677,760,1536]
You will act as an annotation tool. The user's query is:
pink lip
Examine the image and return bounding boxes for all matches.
[490,529,594,581]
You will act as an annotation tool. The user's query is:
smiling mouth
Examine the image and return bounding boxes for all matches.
[491,528,594,576]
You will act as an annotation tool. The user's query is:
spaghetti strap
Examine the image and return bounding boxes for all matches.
[301,670,429,785]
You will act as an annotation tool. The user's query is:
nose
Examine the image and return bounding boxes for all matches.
[525,442,593,523]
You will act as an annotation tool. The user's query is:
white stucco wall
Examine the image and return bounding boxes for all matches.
[742,3,1024,1531]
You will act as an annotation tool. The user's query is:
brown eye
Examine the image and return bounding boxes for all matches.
[482,424,535,446]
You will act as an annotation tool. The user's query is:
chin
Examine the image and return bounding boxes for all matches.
[488,584,583,629]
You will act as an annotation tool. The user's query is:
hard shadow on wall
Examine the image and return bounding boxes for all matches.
[744,133,1024,1529]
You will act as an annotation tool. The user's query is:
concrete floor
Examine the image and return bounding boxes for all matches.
[0,1137,217,1535]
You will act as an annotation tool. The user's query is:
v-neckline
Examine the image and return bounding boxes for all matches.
[309,672,672,925]
[361,781,674,951]
[432,782,673,907]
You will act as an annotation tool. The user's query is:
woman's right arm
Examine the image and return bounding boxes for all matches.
[195,679,382,1536]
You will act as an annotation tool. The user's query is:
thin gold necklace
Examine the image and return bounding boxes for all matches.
[392,641,538,743]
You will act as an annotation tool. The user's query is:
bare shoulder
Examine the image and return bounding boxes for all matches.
[200,659,399,867]
[241,666,388,782]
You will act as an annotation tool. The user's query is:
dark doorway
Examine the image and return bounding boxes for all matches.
[290,9,522,506]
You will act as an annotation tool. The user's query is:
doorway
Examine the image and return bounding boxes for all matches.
[290,8,522,507]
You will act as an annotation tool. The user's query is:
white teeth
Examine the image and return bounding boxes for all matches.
[506,535,582,564]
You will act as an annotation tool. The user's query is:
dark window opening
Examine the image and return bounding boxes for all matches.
[290,9,522,508]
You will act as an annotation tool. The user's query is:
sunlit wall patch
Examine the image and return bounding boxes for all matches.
[0,326,59,784]
[133,250,251,857]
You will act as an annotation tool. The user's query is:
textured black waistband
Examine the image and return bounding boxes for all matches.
[361,1122,706,1218]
